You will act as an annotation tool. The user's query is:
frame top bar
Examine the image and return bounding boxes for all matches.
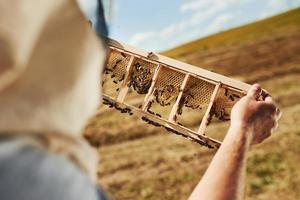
[106,37,251,92]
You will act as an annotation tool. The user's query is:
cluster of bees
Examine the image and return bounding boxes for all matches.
[206,88,242,125]
[103,94,215,148]
[103,97,217,148]
[144,84,179,117]
[153,84,179,106]
[224,88,241,101]
[145,83,204,124]
[102,98,133,115]
[141,116,214,148]
[177,84,202,115]
[128,62,153,94]
[145,101,162,118]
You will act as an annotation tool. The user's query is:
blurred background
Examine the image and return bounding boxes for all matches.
[83,0,300,199]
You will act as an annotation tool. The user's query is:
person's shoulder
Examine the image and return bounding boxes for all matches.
[0,137,103,200]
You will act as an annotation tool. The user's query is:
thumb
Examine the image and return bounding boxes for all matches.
[247,84,262,100]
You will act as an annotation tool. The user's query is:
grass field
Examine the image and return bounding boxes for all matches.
[84,7,300,200]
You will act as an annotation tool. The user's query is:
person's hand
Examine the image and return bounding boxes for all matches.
[230,84,281,144]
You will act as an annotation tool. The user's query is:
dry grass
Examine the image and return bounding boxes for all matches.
[83,8,300,200]
[95,85,300,200]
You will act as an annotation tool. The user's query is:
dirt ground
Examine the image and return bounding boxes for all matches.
[84,8,300,200]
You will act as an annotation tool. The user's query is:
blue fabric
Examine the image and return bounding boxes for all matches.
[96,0,108,36]
[0,137,109,200]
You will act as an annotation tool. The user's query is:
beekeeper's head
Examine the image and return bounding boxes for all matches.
[0,0,108,136]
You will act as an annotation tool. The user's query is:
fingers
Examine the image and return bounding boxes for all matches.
[271,121,279,133]
[264,108,280,136]
[261,90,270,100]
[247,84,262,100]
[251,83,282,121]
[275,108,282,120]
[267,117,276,130]
[253,117,277,144]
[265,118,278,138]
[264,96,273,103]
[263,96,282,120]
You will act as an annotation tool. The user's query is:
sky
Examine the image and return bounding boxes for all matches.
[80,0,300,52]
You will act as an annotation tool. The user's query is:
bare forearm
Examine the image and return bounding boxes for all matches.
[189,84,280,199]
[189,126,252,200]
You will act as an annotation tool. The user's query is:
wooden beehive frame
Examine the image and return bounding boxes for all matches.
[101,38,253,149]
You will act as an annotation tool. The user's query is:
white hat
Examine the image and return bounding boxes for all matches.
[0,0,106,135]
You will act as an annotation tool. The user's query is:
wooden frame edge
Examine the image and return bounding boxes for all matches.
[106,37,251,92]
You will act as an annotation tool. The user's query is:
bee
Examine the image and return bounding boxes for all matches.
[147,52,155,59]
[155,113,162,118]
[148,110,155,115]
[112,64,118,70]
[224,88,228,96]
[118,74,125,82]
[185,104,200,109]
[206,103,216,126]
[146,100,154,112]
[116,59,122,64]
[102,100,110,105]
[232,94,240,99]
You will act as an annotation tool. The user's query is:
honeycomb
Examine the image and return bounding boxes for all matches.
[152,67,185,106]
[104,49,130,82]
[102,49,131,97]
[178,76,215,114]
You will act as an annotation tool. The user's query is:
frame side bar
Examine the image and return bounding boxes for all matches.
[168,73,190,122]
[142,64,161,111]
[197,82,221,135]
[115,55,135,103]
